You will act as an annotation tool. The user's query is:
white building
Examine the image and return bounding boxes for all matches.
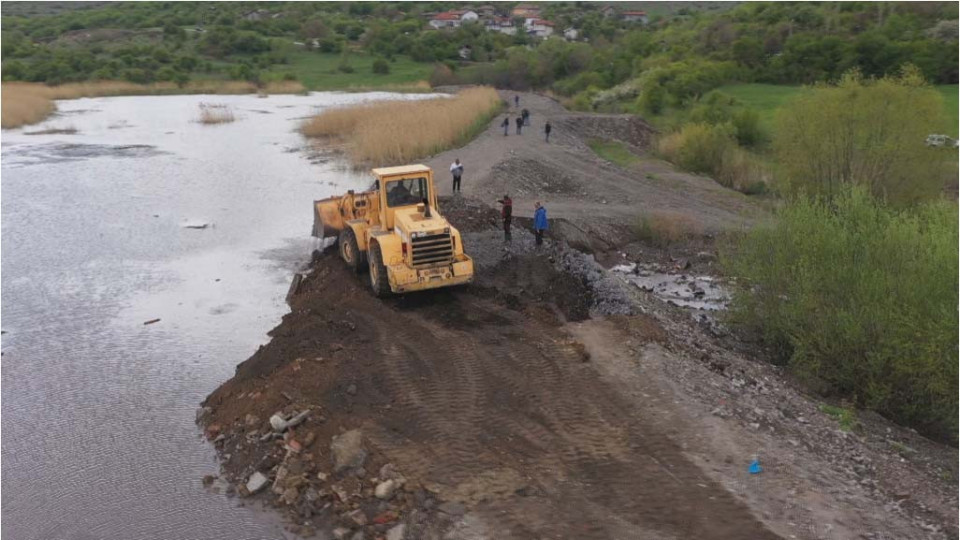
[563,27,579,40]
[428,12,461,29]
[623,11,649,24]
[527,19,555,38]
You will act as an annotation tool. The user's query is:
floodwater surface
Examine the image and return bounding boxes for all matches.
[1,91,435,540]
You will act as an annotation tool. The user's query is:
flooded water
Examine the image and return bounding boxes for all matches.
[1,91,436,540]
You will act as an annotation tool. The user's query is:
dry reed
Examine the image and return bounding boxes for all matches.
[1,80,306,129]
[299,86,502,165]
[633,210,703,247]
[197,103,236,124]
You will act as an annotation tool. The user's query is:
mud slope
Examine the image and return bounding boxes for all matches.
[204,242,779,539]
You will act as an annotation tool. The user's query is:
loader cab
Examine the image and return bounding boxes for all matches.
[372,164,437,232]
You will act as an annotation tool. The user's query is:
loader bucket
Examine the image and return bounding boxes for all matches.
[313,197,345,238]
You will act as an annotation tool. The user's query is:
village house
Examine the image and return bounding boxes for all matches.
[527,19,555,38]
[601,5,618,18]
[428,12,461,29]
[623,11,649,24]
[511,3,541,19]
[450,9,480,23]
[563,27,580,41]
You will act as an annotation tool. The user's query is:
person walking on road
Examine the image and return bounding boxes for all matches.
[516,116,523,135]
[502,116,510,136]
[514,94,520,108]
[496,194,513,241]
[533,202,548,246]
[522,108,530,126]
[544,121,552,143]
[450,158,464,194]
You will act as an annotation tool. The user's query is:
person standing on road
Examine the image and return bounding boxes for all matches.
[514,94,520,108]
[533,201,548,246]
[522,108,530,126]
[502,116,510,136]
[496,194,513,241]
[544,121,552,143]
[450,158,464,194]
[516,116,523,135]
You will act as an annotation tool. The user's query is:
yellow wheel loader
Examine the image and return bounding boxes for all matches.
[312,164,474,296]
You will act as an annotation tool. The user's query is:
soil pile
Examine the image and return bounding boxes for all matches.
[199,199,778,539]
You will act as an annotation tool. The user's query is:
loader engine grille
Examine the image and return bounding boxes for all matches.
[411,232,454,267]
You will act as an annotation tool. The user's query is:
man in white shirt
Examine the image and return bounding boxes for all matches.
[450,158,464,194]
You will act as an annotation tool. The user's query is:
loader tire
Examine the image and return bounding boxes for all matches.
[339,228,364,274]
[368,243,392,298]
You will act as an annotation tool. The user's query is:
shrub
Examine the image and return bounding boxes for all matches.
[632,211,702,248]
[774,67,949,206]
[197,103,235,124]
[428,63,460,87]
[658,122,736,176]
[636,82,666,115]
[722,187,958,443]
[372,57,390,75]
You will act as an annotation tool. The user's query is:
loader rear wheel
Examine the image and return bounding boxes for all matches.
[339,228,364,274]
[368,243,392,298]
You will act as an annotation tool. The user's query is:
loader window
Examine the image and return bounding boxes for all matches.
[386,177,428,207]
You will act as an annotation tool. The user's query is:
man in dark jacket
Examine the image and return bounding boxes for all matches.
[496,194,513,241]
[516,116,523,135]
[544,121,552,143]
[502,116,510,136]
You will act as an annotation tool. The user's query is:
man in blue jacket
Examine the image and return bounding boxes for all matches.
[533,202,548,246]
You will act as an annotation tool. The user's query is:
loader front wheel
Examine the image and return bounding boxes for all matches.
[368,243,392,298]
[339,228,363,274]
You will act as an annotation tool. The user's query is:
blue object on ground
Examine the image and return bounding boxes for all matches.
[748,459,762,474]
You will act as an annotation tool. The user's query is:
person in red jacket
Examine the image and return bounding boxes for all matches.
[496,194,513,241]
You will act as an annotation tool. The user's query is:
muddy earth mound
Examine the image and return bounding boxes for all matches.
[199,199,778,540]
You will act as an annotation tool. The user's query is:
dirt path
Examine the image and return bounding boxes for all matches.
[426,92,762,243]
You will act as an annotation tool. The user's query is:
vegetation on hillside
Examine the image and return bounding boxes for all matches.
[722,187,958,443]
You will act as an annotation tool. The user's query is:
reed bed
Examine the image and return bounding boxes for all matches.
[197,103,236,124]
[299,86,502,165]
[1,80,306,129]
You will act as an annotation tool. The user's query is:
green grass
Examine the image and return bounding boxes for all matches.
[717,83,958,134]
[587,139,642,167]
[819,404,859,432]
[269,51,432,91]
[935,84,958,131]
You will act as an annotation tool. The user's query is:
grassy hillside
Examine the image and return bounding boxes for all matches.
[269,51,432,91]
[718,83,958,134]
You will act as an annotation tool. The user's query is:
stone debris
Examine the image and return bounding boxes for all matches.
[330,429,367,472]
[374,479,398,500]
[245,472,269,494]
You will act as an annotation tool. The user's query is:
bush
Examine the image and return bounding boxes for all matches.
[632,211,702,248]
[636,82,666,115]
[372,57,390,75]
[722,187,958,443]
[658,122,736,176]
[428,63,460,87]
[774,67,949,206]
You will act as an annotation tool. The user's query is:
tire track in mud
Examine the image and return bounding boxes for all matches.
[356,287,777,539]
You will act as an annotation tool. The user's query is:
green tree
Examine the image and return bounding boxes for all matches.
[774,67,949,205]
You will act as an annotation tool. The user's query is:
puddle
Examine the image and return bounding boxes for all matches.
[612,263,730,311]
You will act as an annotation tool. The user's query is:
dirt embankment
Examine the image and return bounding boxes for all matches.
[199,92,957,540]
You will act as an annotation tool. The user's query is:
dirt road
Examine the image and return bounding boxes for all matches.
[426,92,762,247]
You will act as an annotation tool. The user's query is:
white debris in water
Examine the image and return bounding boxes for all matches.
[612,263,730,311]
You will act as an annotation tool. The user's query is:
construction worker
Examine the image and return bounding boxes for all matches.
[450,158,464,194]
[544,121,552,143]
[533,201,548,246]
[497,194,513,241]
[502,116,510,136]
